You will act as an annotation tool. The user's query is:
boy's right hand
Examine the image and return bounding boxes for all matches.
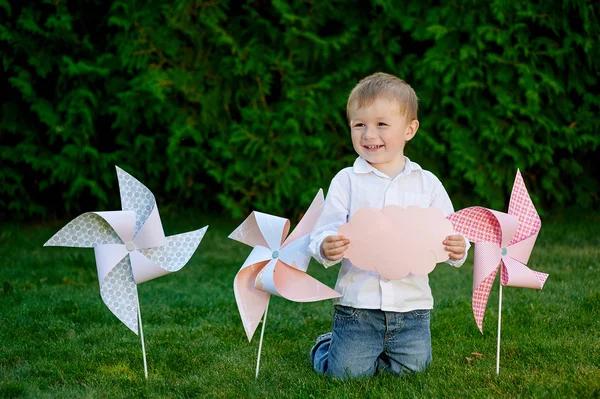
[321,235,350,261]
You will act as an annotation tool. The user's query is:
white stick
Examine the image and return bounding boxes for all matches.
[137,297,149,380]
[255,299,270,379]
[496,267,503,376]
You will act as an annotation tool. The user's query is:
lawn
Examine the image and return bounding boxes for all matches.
[1,210,599,398]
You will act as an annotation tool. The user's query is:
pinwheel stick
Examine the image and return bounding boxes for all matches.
[496,267,503,375]
[255,298,270,379]
[137,297,149,380]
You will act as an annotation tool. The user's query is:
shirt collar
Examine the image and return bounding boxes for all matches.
[353,156,422,179]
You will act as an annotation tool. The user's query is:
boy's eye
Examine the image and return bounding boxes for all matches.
[378,122,388,126]
[354,123,365,128]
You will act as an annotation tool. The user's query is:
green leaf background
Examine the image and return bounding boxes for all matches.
[1,0,598,220]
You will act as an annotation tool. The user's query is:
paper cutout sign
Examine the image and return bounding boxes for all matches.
[44,166,208,334]
[229,189,341,341]
[447,170,548,332]
[337,205,454,280]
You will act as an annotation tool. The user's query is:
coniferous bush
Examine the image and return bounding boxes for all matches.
[1,0,599,220]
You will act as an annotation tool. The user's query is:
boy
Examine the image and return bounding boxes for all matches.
[308,72,469,379]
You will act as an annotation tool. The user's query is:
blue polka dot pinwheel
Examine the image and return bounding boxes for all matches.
[44,166,208,379]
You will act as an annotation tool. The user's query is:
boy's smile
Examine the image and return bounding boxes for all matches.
[364,144,384,152]
[349,97,419,178]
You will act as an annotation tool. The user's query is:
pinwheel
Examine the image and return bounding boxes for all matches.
[229,189,340,377]
[44,166,207,378]
[447,170,548,373]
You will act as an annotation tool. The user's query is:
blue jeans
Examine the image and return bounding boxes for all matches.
[310,305,432,379]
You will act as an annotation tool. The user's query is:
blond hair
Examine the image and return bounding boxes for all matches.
[346,72,418,122]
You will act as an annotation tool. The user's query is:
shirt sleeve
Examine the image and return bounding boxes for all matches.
[309,171,351,268]
[430,176,471,268]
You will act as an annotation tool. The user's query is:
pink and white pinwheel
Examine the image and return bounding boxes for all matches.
[229,189,340,342]
[447,170,548,333]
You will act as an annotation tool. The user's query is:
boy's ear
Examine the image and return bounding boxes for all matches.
[404,119,419,142]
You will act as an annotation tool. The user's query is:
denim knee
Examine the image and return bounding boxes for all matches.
[383,309,432,375]
[310,332,332,374]
[326,306,384,379]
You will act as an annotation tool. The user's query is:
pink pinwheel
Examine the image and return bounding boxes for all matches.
[448,170,548,333]
[229,189,340,343]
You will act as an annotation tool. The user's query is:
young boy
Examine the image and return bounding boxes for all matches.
[308,72,469,379]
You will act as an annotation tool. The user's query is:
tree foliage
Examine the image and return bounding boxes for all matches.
[1,0,599,220]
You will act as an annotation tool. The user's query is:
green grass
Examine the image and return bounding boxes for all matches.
[1,210,599,398]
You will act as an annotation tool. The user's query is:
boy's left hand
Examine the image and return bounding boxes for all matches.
[444,234,466,260]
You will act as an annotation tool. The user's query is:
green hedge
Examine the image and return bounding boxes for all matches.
[1,0,599,220]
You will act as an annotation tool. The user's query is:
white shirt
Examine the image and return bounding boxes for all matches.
[309,156,470,312]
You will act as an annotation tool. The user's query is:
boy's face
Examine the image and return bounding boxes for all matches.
[349,97,418,175]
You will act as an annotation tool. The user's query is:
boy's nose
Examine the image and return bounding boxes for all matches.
[363,128,377,139]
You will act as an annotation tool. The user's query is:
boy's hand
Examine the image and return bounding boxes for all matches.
[444,234,467,260]
[321,235,350,261]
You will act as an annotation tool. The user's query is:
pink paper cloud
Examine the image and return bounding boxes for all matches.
[338,205,455,280]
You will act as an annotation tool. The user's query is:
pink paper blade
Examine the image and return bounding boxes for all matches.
[502,256,548,289]
[272,262,341,302]
[234,260,271,341]
[508,170,542,245]
[447,207,504,245]
[282,189,324,247]
[228,212,286,249]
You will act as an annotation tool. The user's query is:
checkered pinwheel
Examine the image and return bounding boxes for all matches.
[447,170,548,332]
[45,166,207,334]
